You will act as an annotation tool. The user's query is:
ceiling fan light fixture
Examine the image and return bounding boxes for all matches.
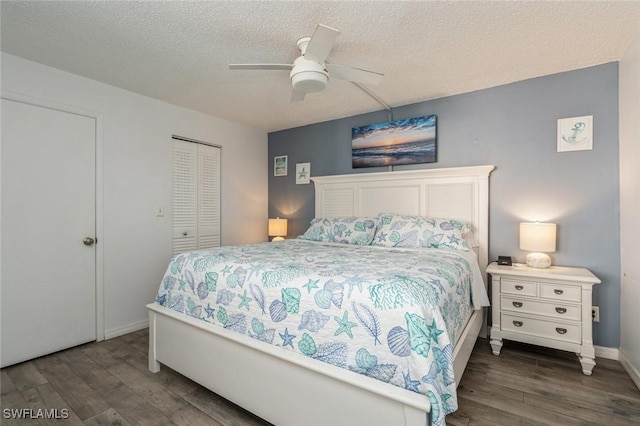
[290,70,328,93]
[289,57,328,93]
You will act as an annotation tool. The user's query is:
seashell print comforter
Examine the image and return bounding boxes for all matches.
[155,239,488,426]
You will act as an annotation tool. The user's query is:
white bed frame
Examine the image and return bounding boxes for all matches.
[148,165,495,426]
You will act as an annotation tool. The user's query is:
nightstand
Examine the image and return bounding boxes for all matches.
[487,262,601,375]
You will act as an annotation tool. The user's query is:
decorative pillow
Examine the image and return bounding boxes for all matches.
[298,216,379,245]
[372,214,473,250]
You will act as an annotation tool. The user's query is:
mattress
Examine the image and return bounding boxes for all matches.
[154,239,488,425]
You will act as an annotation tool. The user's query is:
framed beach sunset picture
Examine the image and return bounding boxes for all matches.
[352,115,437,168]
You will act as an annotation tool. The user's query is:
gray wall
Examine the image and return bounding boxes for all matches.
[268,63,620,348]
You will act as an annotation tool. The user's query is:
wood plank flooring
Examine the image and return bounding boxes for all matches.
[449,340,640,425]
[2,330,639,425]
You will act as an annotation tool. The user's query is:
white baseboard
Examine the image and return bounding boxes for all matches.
[594,345,619,360]
[104,319,149,340]
[619,349,640,391]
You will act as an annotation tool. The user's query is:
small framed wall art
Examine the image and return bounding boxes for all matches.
[296,162,310,184]
[557,115,593,152]
[274,155,288,176]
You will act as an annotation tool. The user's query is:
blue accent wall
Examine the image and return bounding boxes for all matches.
[268,63,620,348]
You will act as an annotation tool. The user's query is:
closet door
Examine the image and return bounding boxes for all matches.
[197,144,221,249]
[172,140,198,254]
[172,139,220,255]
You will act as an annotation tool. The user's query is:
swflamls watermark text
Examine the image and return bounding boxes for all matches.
[3,408,70,420]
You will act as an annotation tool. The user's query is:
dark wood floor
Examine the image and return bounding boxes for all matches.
[2,330,639,425]
[449,340,640,425]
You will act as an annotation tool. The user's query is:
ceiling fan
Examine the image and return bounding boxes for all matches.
[229,24,384,102]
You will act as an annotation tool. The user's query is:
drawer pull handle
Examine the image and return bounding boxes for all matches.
[554,289,564,295]
[512,301,523,308]
[556,327,568,335]
[513,321,523,327]
[555,307,567,314]
[515,285,524,290]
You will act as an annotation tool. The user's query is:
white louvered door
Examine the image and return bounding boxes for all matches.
[172,139,220,255]
[172,140,198,254]
[197,144,221,249]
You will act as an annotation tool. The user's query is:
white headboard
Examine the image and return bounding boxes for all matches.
[311,165,495,279]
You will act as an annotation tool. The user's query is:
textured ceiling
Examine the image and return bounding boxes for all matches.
[2,1,639,132]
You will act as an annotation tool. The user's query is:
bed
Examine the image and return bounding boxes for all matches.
[147,165,494,426]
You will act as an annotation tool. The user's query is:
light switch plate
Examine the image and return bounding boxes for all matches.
[156,205,165,217]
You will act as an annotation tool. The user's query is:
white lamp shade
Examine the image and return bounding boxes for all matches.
[268,218,288,237]
[519,222,556,252]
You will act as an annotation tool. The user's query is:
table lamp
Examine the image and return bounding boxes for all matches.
[519,222,556,268]
[268,217,287,241]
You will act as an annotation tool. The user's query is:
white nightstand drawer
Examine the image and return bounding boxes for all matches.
[501,279,537,296]
[502,313,581,344]
[501,295,581,321]
[540,282,581,302]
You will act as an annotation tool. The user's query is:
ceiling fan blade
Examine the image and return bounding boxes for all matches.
[290,89,306,102]
[326,63,383,86]
[229,64,293,71]
[304,24,340,63]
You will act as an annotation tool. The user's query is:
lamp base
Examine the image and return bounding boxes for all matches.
[526,252,551,268]
[271,236,285,242]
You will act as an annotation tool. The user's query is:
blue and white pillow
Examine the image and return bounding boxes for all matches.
[372,214,473,250]
[299,217,379,245]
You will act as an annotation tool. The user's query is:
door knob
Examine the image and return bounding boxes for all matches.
[83,237,95,246]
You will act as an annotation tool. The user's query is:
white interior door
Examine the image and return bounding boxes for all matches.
[1,99,97,368]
